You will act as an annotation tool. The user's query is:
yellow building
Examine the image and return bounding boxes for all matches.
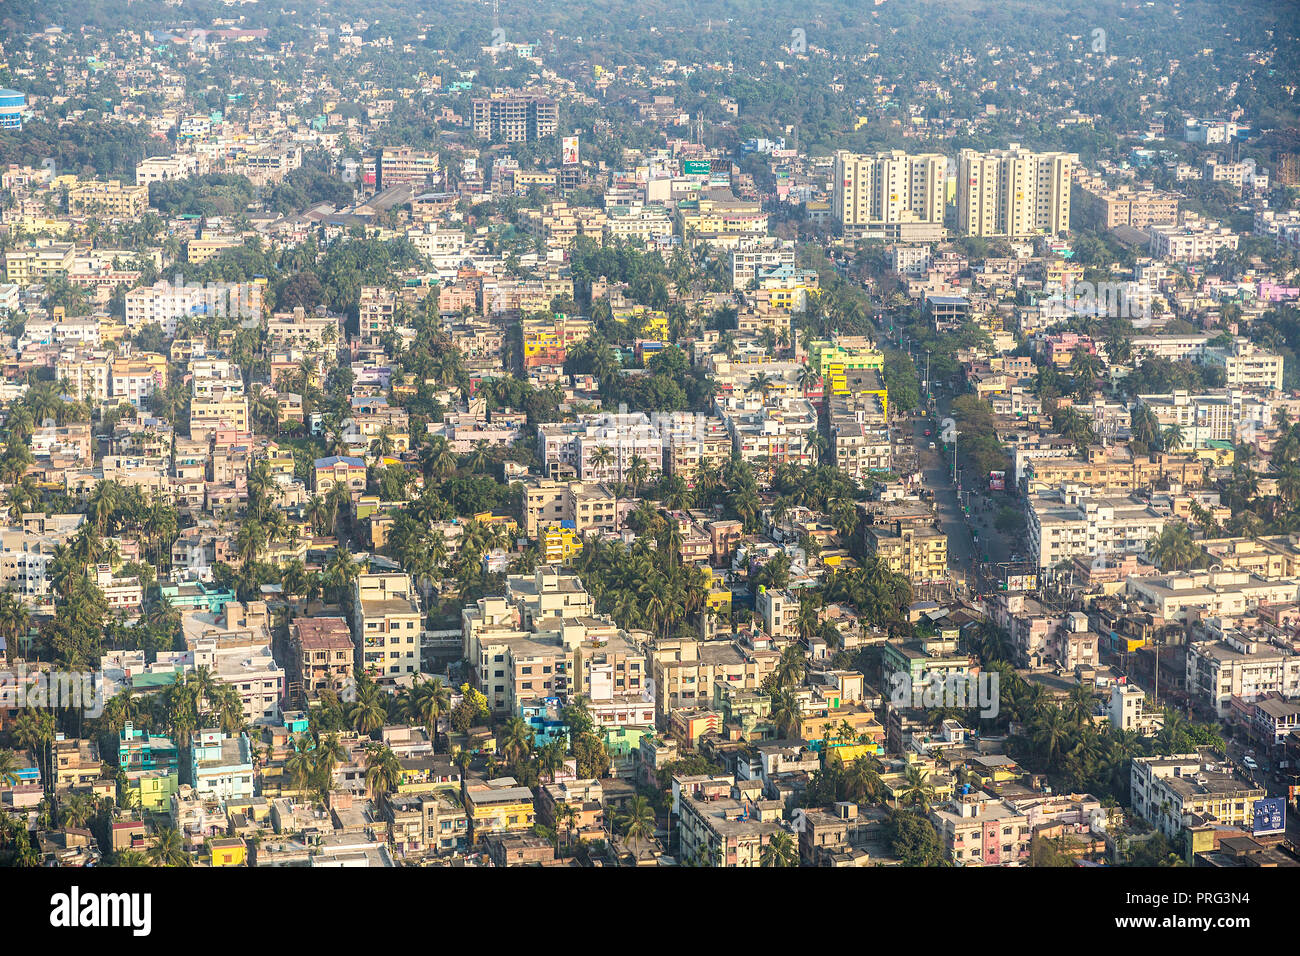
[189,391,250,438]
[706,585,732,616]
[831,741,884,763]
[129,770,179,812]
[10,216,72,236]
[473,511,519,537]
[465,780,536,843]
[1043,259,1085,291]
[522,314,593,363]
[865,521,947,584]
[1192,442,1235,468]
[756,266,820,312]
[809,339,886,400]
[540,525,582,564]
[67,179,150,218]
[612,305,670,341]
[208,838,248,867]
[4,242,75,283]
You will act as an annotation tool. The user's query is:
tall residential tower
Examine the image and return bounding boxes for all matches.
[957,144,1076,238]
[832,150,947,240]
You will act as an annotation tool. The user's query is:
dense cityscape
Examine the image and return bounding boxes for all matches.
[0,0,1296,902]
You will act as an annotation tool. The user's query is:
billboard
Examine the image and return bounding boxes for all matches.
[989,470,1005,491]
[684,159,711,176]
[562,136,579,166]
[1253,797,1286,837]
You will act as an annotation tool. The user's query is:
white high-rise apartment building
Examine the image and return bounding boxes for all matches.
[957,144,1075,238]
[832,150,947,239]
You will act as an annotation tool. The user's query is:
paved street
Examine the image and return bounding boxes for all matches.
[908,413,975,582]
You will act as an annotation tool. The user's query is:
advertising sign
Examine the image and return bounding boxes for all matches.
[684,159,711,175]
[1253,796,1286,836]
[562,136,579,166]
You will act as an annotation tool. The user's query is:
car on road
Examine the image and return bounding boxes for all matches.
[924,429,931,437]
[1244,756,1259,771]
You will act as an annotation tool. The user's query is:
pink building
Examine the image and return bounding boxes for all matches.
[930,793,1032,867]
[1043,332,1097,367]
[1259,280,1300,302]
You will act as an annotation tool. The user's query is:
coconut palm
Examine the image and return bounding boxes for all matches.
[12,709,55,791]
[773,644,807,690]
[536,738,568,784]
[147,825,191,867]
[499,717,535,766]
[0,591,30,657]
[312,733,346,797]
[0,749,21,786]
[1147,522,1199,572]
[1029,706,1074,772]
[420,436,458,480]
[626,454,650,496]
[349,678,388,737]
[363,744,402,812]
[1161,423,1186,453]
[842,755,884,803]
[759,830,798,867]
[769,689,802,739]
[617,794,656,858]
[284,734,316,792]
[405,677,451,752]
[898,765,936,812]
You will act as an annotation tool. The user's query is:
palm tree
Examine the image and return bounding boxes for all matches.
[898,765,936,812]
[842,755,884,803]
[590,445,614,474]
[0,591,30,658]
[1030,706,1073,772]
[1069,347,1103,399]
[759,829,798,867]
[536,738,567,784]
[500,717,535,766]
[0,749,21,786]
[626,454,650,496]
[769,689,802,739]
[349,678,388,736]
[774,644,807,690]
[304,495,328,536]
[147,825,191,867]
[285,734,316,793]
[464,441,492,475]
[364,744,402,813]
[280,558,308,609]
[312,733,346,797]
[420,436,458,480]
[617,794,656,859]
[325,546,361,603]
[13,709,54,791]
[554,802,578,856]
[369,428,397,460]
[1161,423,1186,453]
[405,677,451,752]
[1147,522,1198,572]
